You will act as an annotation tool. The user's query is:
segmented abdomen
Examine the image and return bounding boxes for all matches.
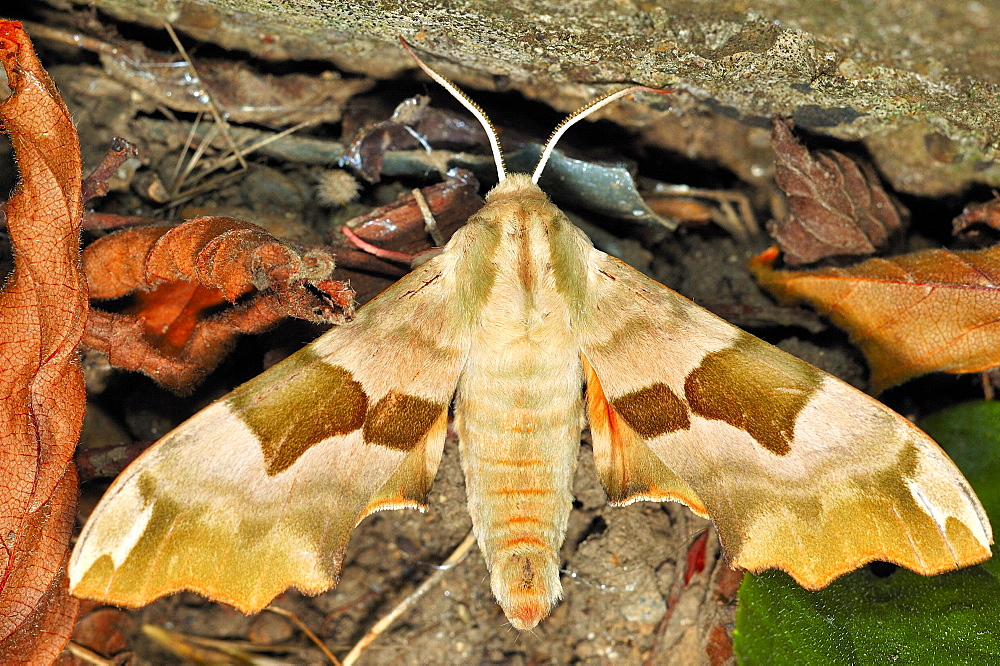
[455,335,583,630]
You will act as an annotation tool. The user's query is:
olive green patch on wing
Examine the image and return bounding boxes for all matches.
[228,348,368,475]
[610,383,691,438]
[454,207,501,326]
[363,391,446,451]
[684,331,823,456]
[73,471,348,612]
[546,208,590,309]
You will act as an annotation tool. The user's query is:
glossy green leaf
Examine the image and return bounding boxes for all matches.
[734,399,1000,665]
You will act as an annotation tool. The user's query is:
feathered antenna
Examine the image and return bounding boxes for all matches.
[532,86,672,183]
[399,37,507,183]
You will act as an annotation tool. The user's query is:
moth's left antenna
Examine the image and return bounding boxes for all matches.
[399,37,507,183]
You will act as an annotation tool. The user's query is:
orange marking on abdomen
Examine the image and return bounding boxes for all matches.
[500,536,547,551]
[494,487,553,497]
[482,456,545,468]
[504,516,544,526]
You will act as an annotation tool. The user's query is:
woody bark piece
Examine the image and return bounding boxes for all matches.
[0,20,87,662]
[953,196,1000,236]
[768,118,904,265]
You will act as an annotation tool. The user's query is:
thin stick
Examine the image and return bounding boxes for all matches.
[169,110,203,188]
[65,641,114,666]
[341,529,477,666]
[164,23,247,171]
[412,188,445,246]
[266,606,342,665]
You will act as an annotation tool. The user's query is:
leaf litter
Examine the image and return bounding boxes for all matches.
[5,7,1000,665]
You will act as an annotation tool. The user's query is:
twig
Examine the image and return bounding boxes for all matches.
[412,187,445,246]
[163,23,246,171]
[81,137,140,203]
[341,529,477,666]
[265,606,342,665]
[65,641,115,666]
[646,182,760,239]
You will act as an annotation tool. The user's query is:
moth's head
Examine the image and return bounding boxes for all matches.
[398,37,669,187]
[483,173,546,203]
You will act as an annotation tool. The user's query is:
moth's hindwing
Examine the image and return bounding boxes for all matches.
[579,252,992,587]
[69,251,474,612]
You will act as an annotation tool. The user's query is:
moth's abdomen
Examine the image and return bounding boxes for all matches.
[455,332,583,630]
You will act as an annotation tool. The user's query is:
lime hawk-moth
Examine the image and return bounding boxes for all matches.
[70,39,992,630]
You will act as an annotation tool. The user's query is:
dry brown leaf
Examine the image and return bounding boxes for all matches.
[953,195,1000,237]
[81,217,355,393]
[768,117,904,265]
[0,20,86,662]
[750,245,1000,392]
[343,96,490,182]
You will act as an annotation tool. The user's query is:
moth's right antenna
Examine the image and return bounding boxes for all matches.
[399,37,507,183]
[533,86,671,184]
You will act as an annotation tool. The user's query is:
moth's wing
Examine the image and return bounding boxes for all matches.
[70,252,472,612]
[578,252,992,588]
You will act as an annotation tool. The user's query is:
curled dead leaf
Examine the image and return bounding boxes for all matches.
[768,118,905,265]
[0,20,86,662]
[81,217,355,393]
[751,245,1000,392]
[343,95,490,182]
[335,169,485,301]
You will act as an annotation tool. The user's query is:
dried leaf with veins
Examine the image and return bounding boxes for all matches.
[768,117,904,265]
[751,245,1000,392]
[0,20,85,662]
[81,217,355,393]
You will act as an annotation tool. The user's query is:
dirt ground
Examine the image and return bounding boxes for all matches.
[2,4,989,665]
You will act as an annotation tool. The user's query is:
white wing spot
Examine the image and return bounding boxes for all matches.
[111,501,156,568]
[907,481,958,563]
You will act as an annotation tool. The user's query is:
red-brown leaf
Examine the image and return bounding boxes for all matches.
[81,217,354,393]
[0,20,86,662]
[768,117,904,265]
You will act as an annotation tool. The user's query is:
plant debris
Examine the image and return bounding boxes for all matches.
[768,117,905,265]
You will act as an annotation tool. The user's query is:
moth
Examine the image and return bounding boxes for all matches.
[70,40,992,631]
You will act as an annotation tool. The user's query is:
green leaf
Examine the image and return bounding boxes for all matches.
[920,400,1000,527]
[733,400,1000,665]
